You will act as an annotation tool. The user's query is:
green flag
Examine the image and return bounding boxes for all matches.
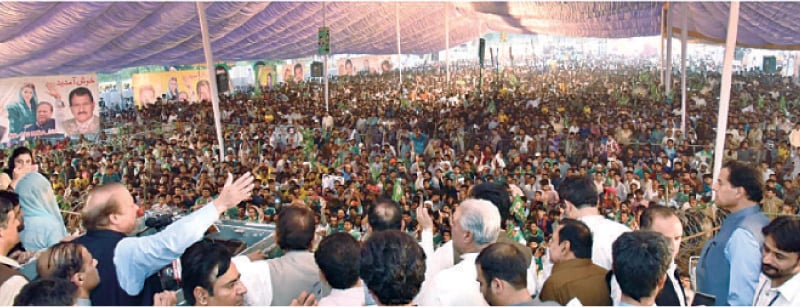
[510,196,526,225]
[780,96,788,116]
[392,178,403,202]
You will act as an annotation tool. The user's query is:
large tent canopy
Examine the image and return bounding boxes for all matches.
[1,1,799,78]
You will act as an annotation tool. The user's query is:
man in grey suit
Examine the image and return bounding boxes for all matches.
[61,87,100,136]
[234,205,327,306]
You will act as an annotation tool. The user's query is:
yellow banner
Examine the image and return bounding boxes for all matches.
[131,70,210,105]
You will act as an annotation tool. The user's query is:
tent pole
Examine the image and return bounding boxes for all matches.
[680,6,688,137]
[395,2,402,90]
[323,1,329,113]
[659,5,665,85]
[712,1,740,183]
[196,1,225,161]
[445,2,450,88]
[665,3,673,99]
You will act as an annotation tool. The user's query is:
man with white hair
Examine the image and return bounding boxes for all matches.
[417,199,502,306]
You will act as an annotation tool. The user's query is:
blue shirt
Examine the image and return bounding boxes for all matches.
[723,228,762,306]
[115,203,220,295]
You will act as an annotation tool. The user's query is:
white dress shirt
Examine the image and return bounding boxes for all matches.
[578,215,631,270]
[753,273,800,306]
[417,253,487,306]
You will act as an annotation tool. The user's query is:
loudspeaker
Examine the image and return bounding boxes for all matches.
[311,61,323,77]
[763,56,777,74]
[215,66,230,93]
[479,38,486,68]
[431,52,439,62]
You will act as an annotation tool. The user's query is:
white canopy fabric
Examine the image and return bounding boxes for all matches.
[1,2,799,78]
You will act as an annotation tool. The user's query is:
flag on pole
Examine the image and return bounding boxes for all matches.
[392,178,403,202]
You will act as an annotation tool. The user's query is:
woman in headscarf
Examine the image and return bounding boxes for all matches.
[7,83,38,134]
[15,172,68,251]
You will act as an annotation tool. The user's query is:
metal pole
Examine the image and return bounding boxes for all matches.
[680,7,688,136]
[395,2,402,90]
[665,4,673,98]
[323,2,329,113]
[712,1,740,183]
[196,2,225,161]
[445,2,450,87]
[659,5,665,85]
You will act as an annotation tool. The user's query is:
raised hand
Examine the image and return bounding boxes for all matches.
[213,172,255,214]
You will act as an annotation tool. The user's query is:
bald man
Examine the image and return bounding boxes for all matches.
[73,173,254,306]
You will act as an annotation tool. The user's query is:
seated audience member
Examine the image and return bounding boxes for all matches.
[540,219,611,305]
[74,173,254,305]
[314,232,364,306]
[753,216,800,306]
[417,199,501,305]
[233,205,327,306]
[361,229,426,306]
[475,242,536,306]
[0,191,27,306]
[181,239,247,306]
[37,242,100,306]
[16,172,68,251]
[13,278,77,306]
[612,231,672,306]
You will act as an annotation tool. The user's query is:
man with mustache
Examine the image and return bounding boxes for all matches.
[61,87,100,136]
[753,216,800,306]
[0,191,27,306]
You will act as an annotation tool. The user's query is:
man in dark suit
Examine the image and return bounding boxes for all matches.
[638,206,687,306]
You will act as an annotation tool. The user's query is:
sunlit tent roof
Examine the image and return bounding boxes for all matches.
[1,2,799,78]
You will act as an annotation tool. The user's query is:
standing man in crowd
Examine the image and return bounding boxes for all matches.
[181,239,247,306]
[475,242,536,306]
[558,175,630,270]
[613,231,673,306]
[75,173,254,305]
[696,161,769,306]
[540,219,611,306]
[314,233,363,306]
[417,199,501,305]
[360,230,426,306]
[0,191,26,306]
[753,216,800,306]
[37,242,100,306]
[611,205,687,306]
[233,205,326,306]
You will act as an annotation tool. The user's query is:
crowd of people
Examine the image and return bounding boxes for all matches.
[0,55,800,306]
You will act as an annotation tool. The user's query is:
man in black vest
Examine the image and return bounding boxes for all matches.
[0,191,26,306]
[74,173,254,306]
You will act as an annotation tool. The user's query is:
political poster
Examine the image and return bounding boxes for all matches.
[336,56,394,76]
[253,62,278,92]
[131,70,210,105]
[0,73,101,142]
[277,61,308,84]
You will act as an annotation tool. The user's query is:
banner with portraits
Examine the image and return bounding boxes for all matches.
[253,62,278,92]
[336,55,394,76]
[131,70,211,105]
[0,73,101,142]
[277,61,309,84]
